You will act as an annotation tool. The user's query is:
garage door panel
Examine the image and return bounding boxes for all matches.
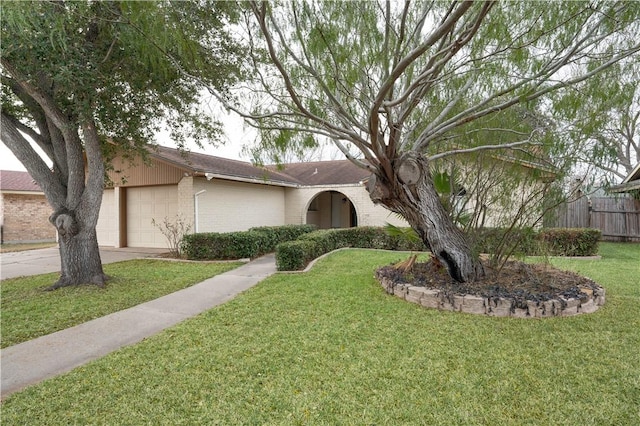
[127,186,178,248]
[96,189,115,246]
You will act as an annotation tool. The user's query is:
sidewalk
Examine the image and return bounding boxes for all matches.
[0,254,277,399]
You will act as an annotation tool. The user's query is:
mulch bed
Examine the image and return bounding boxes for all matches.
[376,257,601,304]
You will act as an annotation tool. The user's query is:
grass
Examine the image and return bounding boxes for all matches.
[0,242,57,253]
[2,243,639,424]
[0,260,242,348]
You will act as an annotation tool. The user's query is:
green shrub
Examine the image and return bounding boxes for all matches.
[276,227,426,271]
[469,227,601,257]
[275,240,324,271]
[249,224,317,251]
[181,232,263,260]
[181,224,316,260]
[469,227,538,258]
[538,228,601,256]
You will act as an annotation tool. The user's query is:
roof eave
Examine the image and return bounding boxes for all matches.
[621,162,640,184]
[0,189,44,195]
[609,181,640,193]
[193,172,300,188]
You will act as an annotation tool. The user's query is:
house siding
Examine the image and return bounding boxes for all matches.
[1,193,56,243]
[194,178,286,233]
[107,155,184,187]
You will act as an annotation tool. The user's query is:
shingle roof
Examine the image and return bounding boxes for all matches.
[150,145,302,186]
[270,160,370,186]
[150,145,370,186]
[0,170,42,192]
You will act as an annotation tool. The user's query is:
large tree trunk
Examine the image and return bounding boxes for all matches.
[368,153,484,283]
[48,208,108,290]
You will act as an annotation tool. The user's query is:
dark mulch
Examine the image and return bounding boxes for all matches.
[376,257,601,304]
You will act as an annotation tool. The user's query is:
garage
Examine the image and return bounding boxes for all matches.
[127,185,178,248]
[96,188,116,246]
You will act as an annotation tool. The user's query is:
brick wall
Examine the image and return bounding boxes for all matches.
[1,193,56,243]
[195,178,286,233]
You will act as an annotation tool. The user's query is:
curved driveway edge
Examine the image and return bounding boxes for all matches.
[0,254,276,400]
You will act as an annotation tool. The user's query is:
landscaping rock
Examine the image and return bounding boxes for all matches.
[375,258,605,318]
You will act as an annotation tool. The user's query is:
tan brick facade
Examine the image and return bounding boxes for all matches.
[1,193,57,243]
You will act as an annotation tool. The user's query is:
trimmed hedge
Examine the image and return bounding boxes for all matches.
[470,227,601,257]
[182,223,600,270]
[538,228,601,256]
[277,226,601,271]
[469,227,539,257]
[181,224,316,260]
[276,227,426,271]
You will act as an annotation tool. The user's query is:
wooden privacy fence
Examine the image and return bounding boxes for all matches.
[546,196,640,242]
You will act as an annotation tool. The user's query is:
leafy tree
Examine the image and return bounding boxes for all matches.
[1,1,243,288]
[551,57,639,183]
[211,0,639,283]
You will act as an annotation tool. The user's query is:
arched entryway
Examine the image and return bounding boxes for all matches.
[306,191,358,229]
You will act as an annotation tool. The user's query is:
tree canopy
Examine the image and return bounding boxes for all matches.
[213,0,640,282]
[0,1,244,287]
[230,1,639,170]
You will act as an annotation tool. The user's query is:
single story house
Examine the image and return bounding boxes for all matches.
[0,170,57,244]
[97,145,407,248]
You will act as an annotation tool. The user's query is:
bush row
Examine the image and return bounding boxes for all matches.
[470,227,601,257]
[183,224,600,270]
[181,224,317,260]
[275,227,426,271]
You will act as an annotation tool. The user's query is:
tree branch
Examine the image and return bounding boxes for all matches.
[1,113,66,206]
[428,137,543,162]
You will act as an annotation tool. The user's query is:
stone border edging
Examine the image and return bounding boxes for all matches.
[376,273,605,318]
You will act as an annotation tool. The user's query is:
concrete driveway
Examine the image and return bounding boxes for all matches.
[1,246,168,280]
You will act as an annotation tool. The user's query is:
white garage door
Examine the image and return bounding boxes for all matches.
[96,189,116,247]
[127,185,178,248]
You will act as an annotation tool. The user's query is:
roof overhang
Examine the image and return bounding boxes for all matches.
[0,190,45,196]
[609,180,640,193]
[621,162,640,184]
[192,171,300,188]
[610,163,640,193]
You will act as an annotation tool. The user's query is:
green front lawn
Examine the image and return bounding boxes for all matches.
[0,260,242,348]
[2,243,639,424]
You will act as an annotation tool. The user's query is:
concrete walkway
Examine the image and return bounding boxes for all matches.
[0,254,277,399]
[1,246,168,280]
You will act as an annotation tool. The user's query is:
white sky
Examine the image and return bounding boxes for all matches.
[0,113,252,172]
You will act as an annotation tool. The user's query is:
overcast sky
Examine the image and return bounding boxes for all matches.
[0,114,252,173]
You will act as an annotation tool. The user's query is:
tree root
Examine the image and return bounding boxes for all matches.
[45,273,111,291]
[393,254,418,273]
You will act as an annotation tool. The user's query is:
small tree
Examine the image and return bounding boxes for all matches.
[152,215,192,258]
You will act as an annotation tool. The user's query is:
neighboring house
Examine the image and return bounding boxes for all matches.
[97,145,407,248]
[0,170,57,244]
[610,162,640,198]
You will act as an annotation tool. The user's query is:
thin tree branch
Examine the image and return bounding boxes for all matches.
[428,137,543,162]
